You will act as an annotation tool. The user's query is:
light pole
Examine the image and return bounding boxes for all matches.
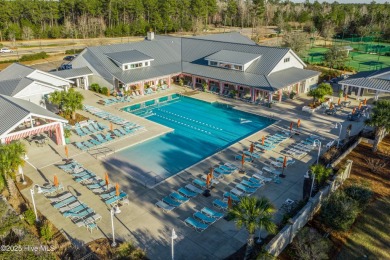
[110,205,121,247]
[18,165,27,185]
[310,170,315,198]
[334,122,343,148]
[313,139,321,165]
[171,228,178,260]
[30,188,39,222]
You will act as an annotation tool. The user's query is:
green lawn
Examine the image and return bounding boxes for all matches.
[336,196,390,259]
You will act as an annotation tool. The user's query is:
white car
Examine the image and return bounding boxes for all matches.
[0,48,13,53]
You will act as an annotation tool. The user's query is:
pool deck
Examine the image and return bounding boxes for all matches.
[19,86,366,259]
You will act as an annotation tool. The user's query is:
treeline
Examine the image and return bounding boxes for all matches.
[0,0,389,41]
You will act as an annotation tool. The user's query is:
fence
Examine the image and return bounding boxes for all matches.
[264,159,353,256]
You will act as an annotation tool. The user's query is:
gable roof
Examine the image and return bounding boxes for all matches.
[0,94,67,136]
[0,63,34,81]
[106,50,153,65]
[267,67,321,89]
[50,67,93,79]
[0,78,34,96]
[339,67,390,92]
[193,32,257,45]
[205,50,260,65]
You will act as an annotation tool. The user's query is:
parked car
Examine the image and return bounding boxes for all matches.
[63,55,75,61]
[0,47,13,53]
[59,64,72,70]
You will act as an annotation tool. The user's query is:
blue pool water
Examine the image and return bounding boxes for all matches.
[115,96,274,181]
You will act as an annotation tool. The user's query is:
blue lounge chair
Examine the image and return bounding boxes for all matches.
[155,201,175,212]
[235,154,253,162]
[87,124,97,133]
[223,192,240,202]
[75,128,87,136]
[163,196,182,207]
[105,193,127,205]
[64,208,94,218]
[62,203,88,215]
[104,133,114,141]
[71,170,90,178]
[59,201,83,213]
[75,142,88,151]
[236,184,257,194]
[100,190,117,200]
[89,139,101,146]
[52,196,77,208]
[185,184,202,194]
[192,179,206,189]
[248,177,261,184]
[97,122,108,130]
[241,180,262,188]
[39,185,58,195]
[214,167,231,175]
[117,128,128,136]
[194,212,216,224]
[213,199,228,210]
[81,127,92,135]
[201,207,224,220]
[255,144,273,151]
[75,173,96,183]
[113,129,124,137]
[86,180,105,189]
[49,192,72,202]
[95,134,107,143]
[169,192,190,203]
[243,151,260,159]
[178,187,197,198]
[184,217,209,232]
[82,141,95,149]
[57,162,79,169]
[219,165,236,172]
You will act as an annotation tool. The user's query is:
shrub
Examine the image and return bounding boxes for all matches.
[129,248,147,260]
[292,227,330,260]
[114,242,146,259]
[364,158,387,174]
[40,220,54,241]
[23,209,36,226]
[343,183,373,208]
[19,52,48,62]
[65,49,83,54]
[90,83,101,93]
[101,86,109,96]
[320,190,360,231]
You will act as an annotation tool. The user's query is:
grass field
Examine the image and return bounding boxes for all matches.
[305,45,390,72]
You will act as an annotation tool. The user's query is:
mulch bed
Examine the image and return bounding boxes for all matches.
[59,112,89,125]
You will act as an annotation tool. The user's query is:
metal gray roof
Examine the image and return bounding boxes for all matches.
[0,63,34,81]
[193,32,257,45]
[339,67,390,92]
[105,50,153,64]
[0,78,34,96]
[0,94,67,136]
[205,50,261,65]
[50,67,93,79]
[267,68,321,89]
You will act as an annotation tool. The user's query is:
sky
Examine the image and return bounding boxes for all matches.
[290,0,388,3]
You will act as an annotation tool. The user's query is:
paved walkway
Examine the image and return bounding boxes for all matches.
[19,86,366,259]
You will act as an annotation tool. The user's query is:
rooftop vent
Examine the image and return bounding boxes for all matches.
[147,31,155,41]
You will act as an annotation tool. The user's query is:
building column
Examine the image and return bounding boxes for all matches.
[345,85,349,95]
[296,83,300,94]
[269,91,273,102]
[219,82,224,95]
[235,85,239,98]
[59,123,65,145]
[278,89,282,102]
[140,81,145,95]
[251,88,255,102]
[357,87,361,100]
[76,78,80,88]
[167,76,171,88]
[192,76,196,89]
[375,90,380,100]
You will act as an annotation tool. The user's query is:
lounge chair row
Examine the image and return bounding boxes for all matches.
[46,191,101,233]
[184,207,224,232]
[98,96,133,106]
[84,105,143,127]
[74,121,108,136]
[155,184,203,212]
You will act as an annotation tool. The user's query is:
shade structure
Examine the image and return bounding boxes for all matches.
[105,172,109,188]
[54,175,59,187]
[297,119,301,128]
[209,167,213,180]
[352,108,356,114]
[262,136,265,145]
[115,183,120,196]
[289,122,293,131]
[363,98,367,105]
[250,143,254,153]
[65,145,69,158]
[358,102,362,110]
[206,173,211,188]
[283,156,287,168]
[344,94,348,101]
[338,98,341,105]
[110,122,113,131]
[228,196,233,208]
[329,103,333,109]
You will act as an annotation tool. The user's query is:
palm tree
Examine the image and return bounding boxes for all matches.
[0,142,26,198]
[49,88,84,120]
[365,100,390,152]
[310,164,333,191]
[229,197,277,259]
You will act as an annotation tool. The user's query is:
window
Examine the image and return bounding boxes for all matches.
[210,61,218,66]
[234,65,243,70]
[130,64,135,69]
[284,57,290,63]
[145,61,149,66]
[124,65,129,70]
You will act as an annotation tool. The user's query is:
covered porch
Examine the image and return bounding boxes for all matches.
[50,67,93,90]
[114,74,176,96]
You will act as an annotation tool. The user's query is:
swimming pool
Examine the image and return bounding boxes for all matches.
[114,96,274,185]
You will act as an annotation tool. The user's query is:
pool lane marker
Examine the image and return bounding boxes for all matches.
[154,114,212,135]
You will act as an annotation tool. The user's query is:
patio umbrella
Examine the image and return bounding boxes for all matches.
[228,196,233,208]
[297,119,301,128]
[206,173,211,188]
[54,175,59,187]
[363,98,367,105]
[338,98,341,105]
[241,153,245,170]
[352,108,356,114]
[110,122,113,131]
[329,103,333,110]
[115,183,120,197]
[283,156,288,168]
[64,145,69,158]
[358,102,362,110]
[262,136,265,146]
[344,94,348,101]
[250,143,255,154]
[289,122,293,131]
[209,167,214,180]
[105,172,109,188]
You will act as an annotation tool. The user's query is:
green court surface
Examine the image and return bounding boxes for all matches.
[305,45,390,72]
